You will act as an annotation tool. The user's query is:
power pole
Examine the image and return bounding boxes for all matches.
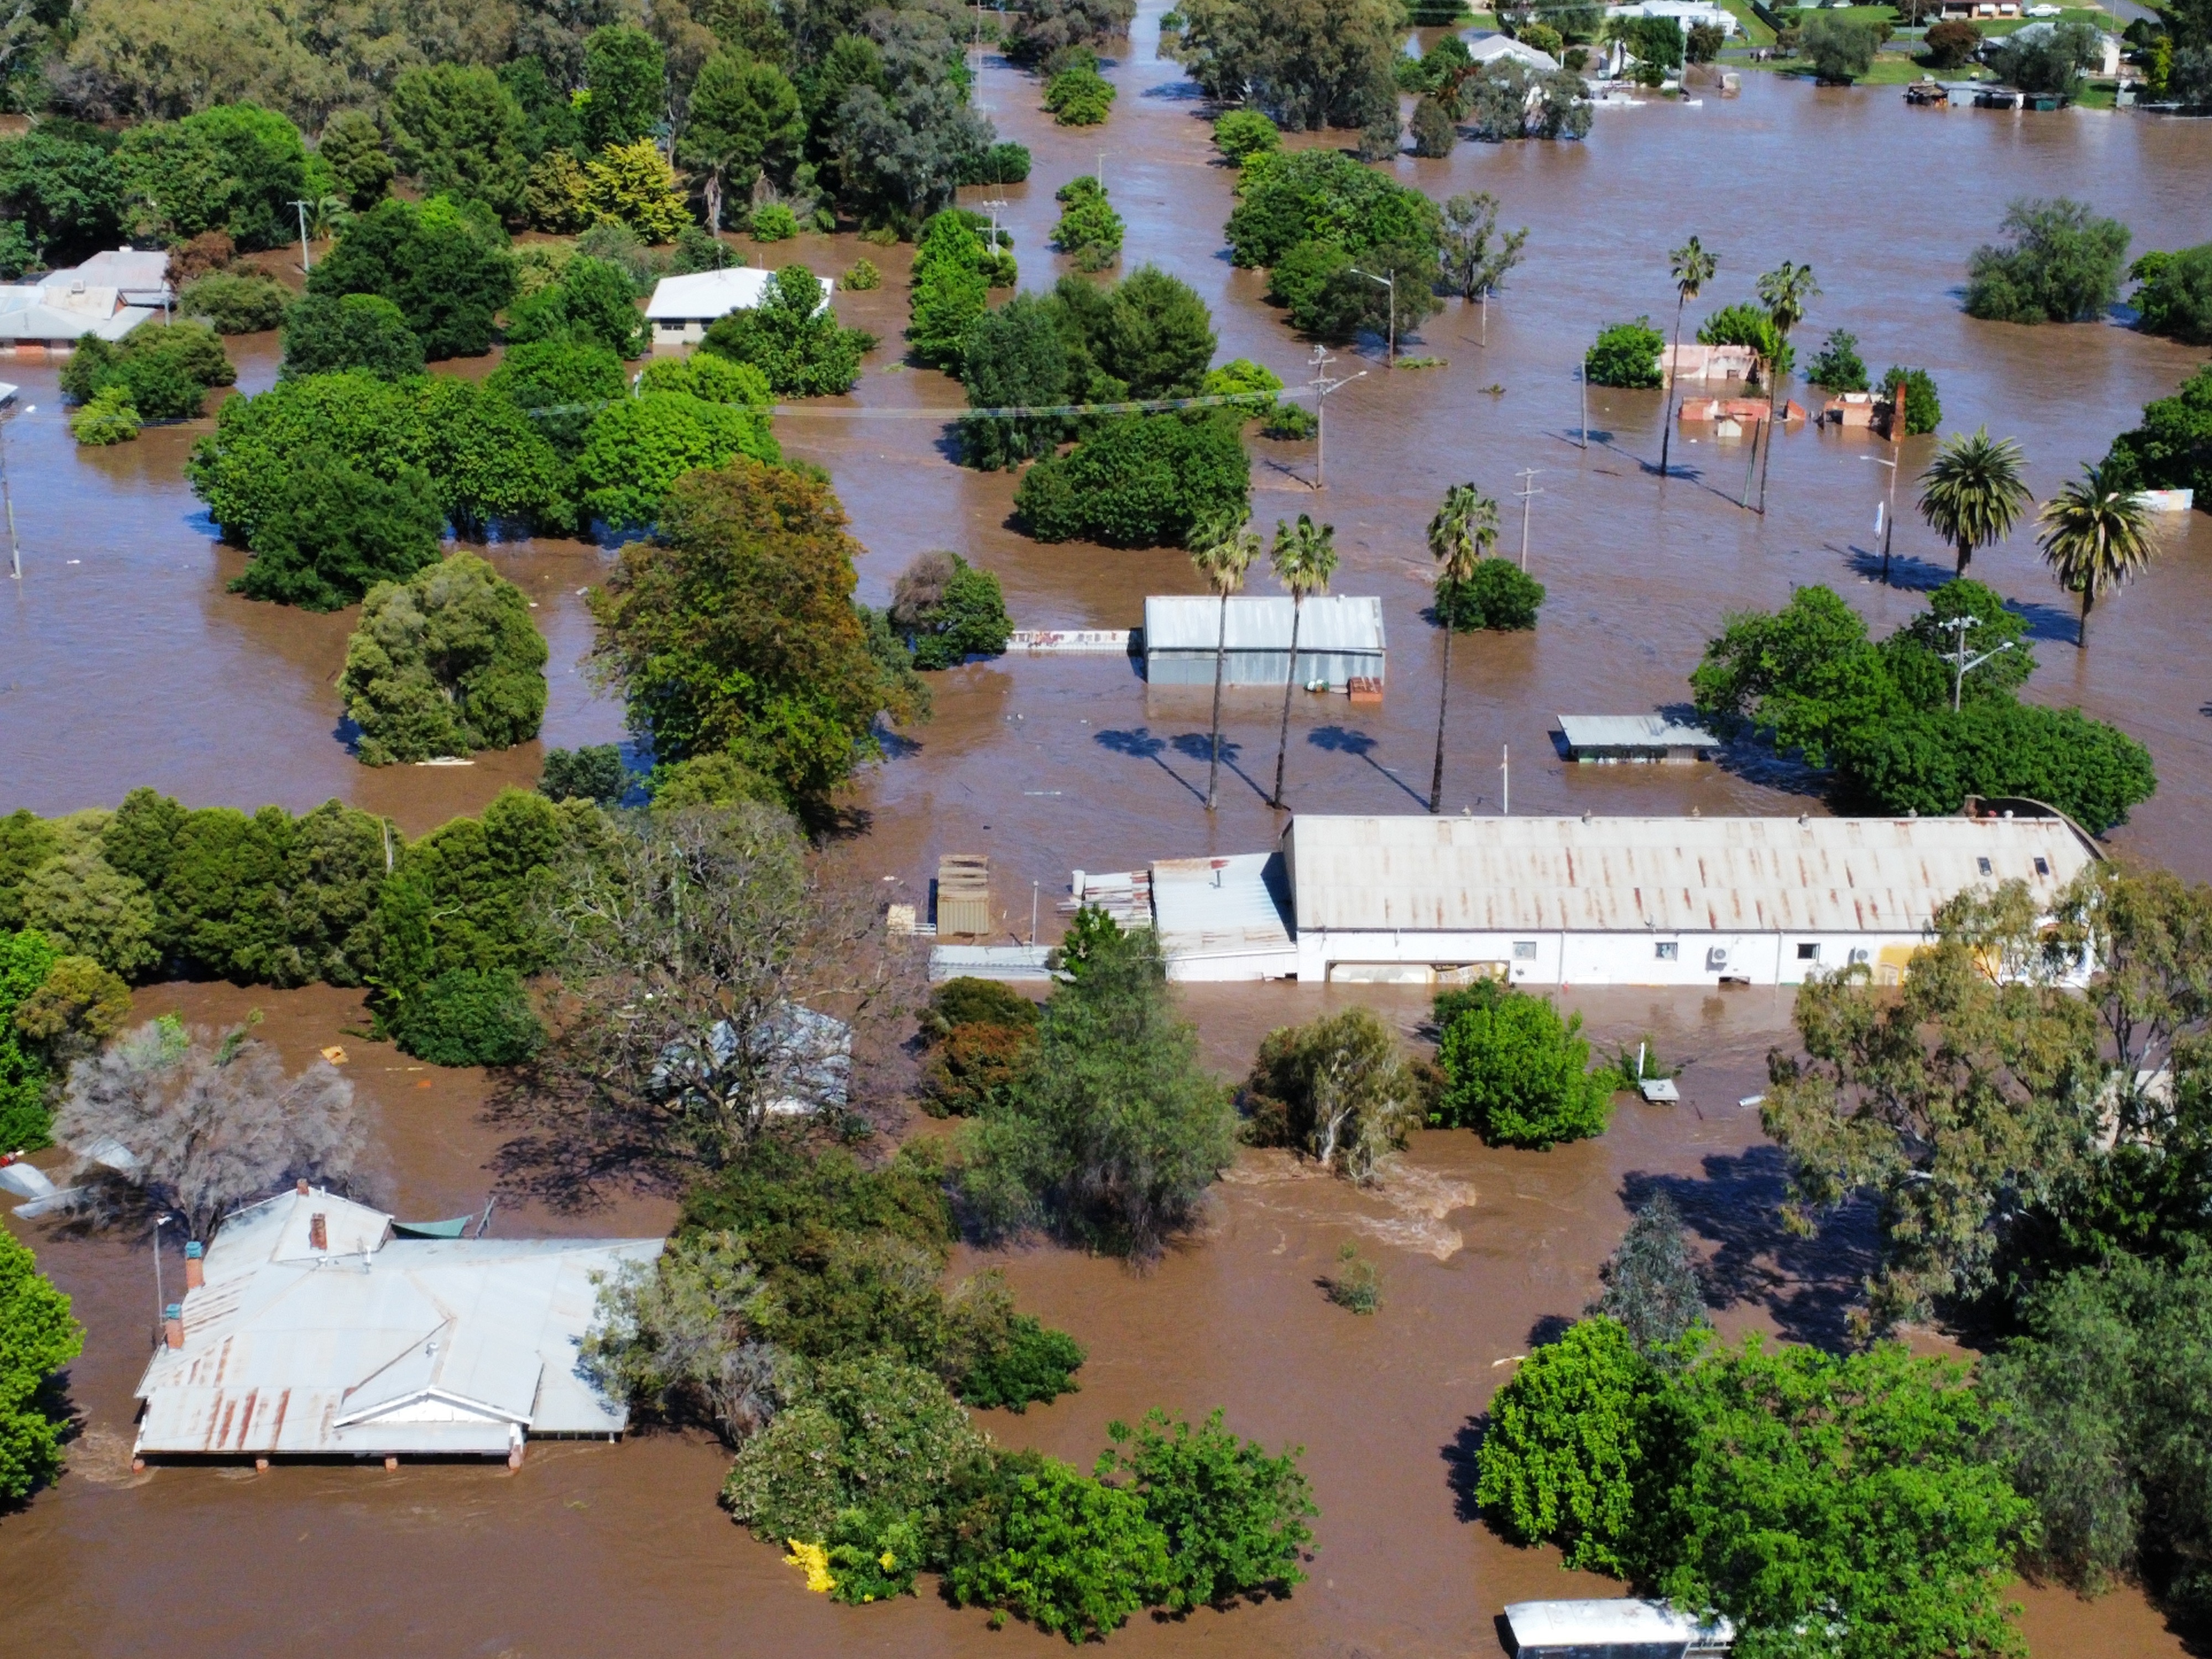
[291,199,314,274]
[1514,468,1542,571]
[0,396,25,581]
[1501,744,1510,816]
[1305,345,1365,492]
[1864,452,1900,583]
[1349,267,1396,367]
[1579,357,1589,450]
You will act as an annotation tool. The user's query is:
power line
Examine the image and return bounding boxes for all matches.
[515,388,1313,423]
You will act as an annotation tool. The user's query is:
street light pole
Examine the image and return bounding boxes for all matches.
[1514,468,1542,571]
[1863,453,1900,583]
[152,1214,170,1345]
[1348,267,1396,366]
[0,395,27,581]
[1940,614,2015,712]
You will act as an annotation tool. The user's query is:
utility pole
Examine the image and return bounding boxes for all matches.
[1305,344,1365,492]
[1741,414,1762,510]
[1349,267,1396,366]
[1864,452,1900,583]
[1481,286,1489,348]
[1514,468,1542,571]
[1501,744,1510,815]
[152,1214,170,1347]
[1579,358,1589,450]
[1097,151,1107,187]
[0,395,25,581]
[291,199,314,274]
[1940,614,2014,712]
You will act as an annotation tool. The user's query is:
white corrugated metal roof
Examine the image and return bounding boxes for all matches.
[1558,713,1720,752]
[1150,852,1296,959]
[133,1187,660,1457]
[1282,813,2098,934]
[1505,1598,1734,1648]
[645,267,833,320]
[1144,594,1385,654]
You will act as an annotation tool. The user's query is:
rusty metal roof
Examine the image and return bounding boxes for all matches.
[1150,852,1296,961]
[133,1187,661,1458]
[1280,813,2098,934]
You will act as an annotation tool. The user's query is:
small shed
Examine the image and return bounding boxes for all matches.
[1504,1598,1734,1657]
[644,266,834,347]
[1142,595,1385,692]
[936,853,993,937]
[1558,714,1722,763]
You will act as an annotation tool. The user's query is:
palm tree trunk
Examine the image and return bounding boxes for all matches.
[1429,586,1454,814]
[2079,588,2092,648]
[1756,372,1780,515]
[1660,294,1685,477]
[1206,590,1229,811]
[1958,534,1971,576]
[1271,596,1303,809]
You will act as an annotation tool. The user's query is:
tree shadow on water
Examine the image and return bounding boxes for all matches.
[1623,1147,1881,1352]
[1168,731,1269,802]
[1094,727,1205,804]
[1309,725,1427,807]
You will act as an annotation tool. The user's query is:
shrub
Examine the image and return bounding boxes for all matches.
[1965,197,2131,324]
[483,337,626,457]
[842,257,881,290]
[1323,1241,1382,1312]
[1584,317,1664,389]
[306,195,518,360]
[584,138,692,242]
[1837,698,2156,834]
[1436,558,1544,631]
[1095,1407,1316,1610]
[1410,95,1458,158]
[338,551,547,763]
[390,966,544,1065]
[1696,300,1780,366]
[1798,14,1879,80]
[59,321,235,420]
[945,1458,1173,1640]
[2103,362,2212,498]
[1986,17,2098,93]
[0,1228,84,1501]
[1045,65,1117,125]
[1805,327,1869,392]
[573,390,782,530]
[1924,18,1982,67]
[951,1302,1086,1411]
[1241,1006,1422,1181]
[752,202,799,241]
[226,448,445,610]
[1051,174,1124,271]
[2132,244,2212,346]
[180,271,290,333]
[1436,990,1614,1147]
[1473,1316,1651,1573]
[70,387,139,446]
[701,263,875,397]
[906,210,994,369]
[280,292,426,380]
[1014,413,1250,549]
[1213,108,1280,163]
[889,550,1014,669]
[1462,60,1592,141]
[1879,364,1942,435]
[1225,148,1442,269]
[540,744,628,804]
[957,141,1034,185]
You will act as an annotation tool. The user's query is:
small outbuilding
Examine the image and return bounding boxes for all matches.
[1504,1598,1734,1657]
[644,266,834,347]
[1142,594,1385,692]
[1459,32,1561,71]
[1557,713,1721,763]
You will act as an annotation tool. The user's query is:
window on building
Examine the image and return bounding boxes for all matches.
[1797,942,1820,961]
[1849,947,1870,966]
[1655,941,1679,961]
[1512,941,1537,961]
[1977,857,1993,875]
[2034,856,2051,877]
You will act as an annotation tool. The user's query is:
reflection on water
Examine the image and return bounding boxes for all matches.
[1,4,2208,1651]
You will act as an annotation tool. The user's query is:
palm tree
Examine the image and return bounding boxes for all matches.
[1267,514,1337,810]
[1659,236,1716,479]
[1188,510,1261,812]
[2037,462,2160,648]
[1752,261,1820,515]
[1425,483,1499,815]
[1917,427,2031,577]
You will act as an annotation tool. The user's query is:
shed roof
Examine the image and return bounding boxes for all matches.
[1143,594,1385,655]
[0,284,155,342]
[1463,32,1561,69]
[1504,1598,1735,1648]
[1280,813,2098,935]
[1150,852,1295,961]
[133,1186,661,1457]
[645,267,833,320]
[1557,713,1721,753]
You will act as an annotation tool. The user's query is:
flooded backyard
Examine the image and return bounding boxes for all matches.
[2,0,2210,1651]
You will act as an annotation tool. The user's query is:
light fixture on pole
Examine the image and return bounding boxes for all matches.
[1939,614,2013,712]
[0,393,27,581]
[1303,344,1366,492]
[290,198,314,274]
[1863,453,1900,583]
[1347,267,1396,367]
[152,1214,170,1345]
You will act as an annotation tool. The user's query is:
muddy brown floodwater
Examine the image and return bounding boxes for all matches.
[4,0,2211,1650]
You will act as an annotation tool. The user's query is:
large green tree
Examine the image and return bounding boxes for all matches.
[226,447,445,611]
[340,553,549,765]
[1966,196,2131,325]
[680,49,804,231]
[1173,0,1400,130]
[702,263,875,395]
[307,195,519,359]
[0,1231,82,1504]
[384,65,530,221]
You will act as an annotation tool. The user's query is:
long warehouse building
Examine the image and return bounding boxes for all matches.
[1128,808,2101,987]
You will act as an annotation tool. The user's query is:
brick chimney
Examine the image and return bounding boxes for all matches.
[309,1213,327,1251]
[163,1302,184,1349]
[296,1178,309,1196]
[184,1240,204,1290]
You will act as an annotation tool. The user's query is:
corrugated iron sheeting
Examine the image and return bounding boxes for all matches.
[1282,815,2099,934]
[1150,853,1295,958]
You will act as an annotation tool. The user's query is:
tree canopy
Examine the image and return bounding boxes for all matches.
[339,552,548,765]
[1965,196,2132,325]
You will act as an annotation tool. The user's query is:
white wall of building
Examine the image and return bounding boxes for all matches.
[1293,928,1991,988]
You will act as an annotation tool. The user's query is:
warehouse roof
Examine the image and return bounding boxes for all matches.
[1143,594,1385,654]
[1150,852,1295,961]
[645,266,832,320]
[1280,813,2099,934]
[133,1185,660,1459]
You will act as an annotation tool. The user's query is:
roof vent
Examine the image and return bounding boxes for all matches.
[309,1212,327,1251]
[1582,810,1592,823]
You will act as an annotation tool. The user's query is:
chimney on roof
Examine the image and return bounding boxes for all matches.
[184,1240,204,1290]
[163,1303,184,1349]
[309,1213,327,1251]
[296,1178,309,1196]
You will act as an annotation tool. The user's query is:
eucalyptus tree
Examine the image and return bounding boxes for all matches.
[1425,483,1499,815]
[1188,510,1262,812]
[1267,514,1337,810]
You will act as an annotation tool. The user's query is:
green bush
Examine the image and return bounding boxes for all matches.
[1837,699,2156,834]
[1474,1317,1650,1573]
[540,744,628,804]
[1045,65,1117,125]
[1436,990,1614,1147]
[1050,174,1124,271]
[338,551,547,763]
[890,551,1014,669]
[1880,364,1942,435]
[679,1133,956,1274]
[1,930,62,1149]
[60,321,235,420]
[956,1313,1087,1412]
[2132,244,2212,346]
[483,337,626,457]
[701,264,875,396]
[2103,362,2212,497]
[573,390,781,529]
[907,210,993,368]
[1695,301,1780,364]
[0,1228,84,1501]
[180,271,291,334]
[1797,13,1879,80]
[945,1457,1173,1640]
[842,257,881,290]
[226,447,445,610]
[1226,147,1441,270]
[957,141,1034,185]
[1805,327,1869,392]
[1014,413,1250,549]
[390,966,544,1065]
[307,195,518,359]
[280,291,426,380]
[924,977,1042,1040]
[69,387,139,446]
[752,202,799,241]
[1213,108,1280,163]
[1436,559,1544,632]
[1585,317,1664,389]
[1965,197,2131,325]
[1098,1407,1316,1609]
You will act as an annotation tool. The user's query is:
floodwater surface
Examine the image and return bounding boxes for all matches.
[2,2,2209,1651]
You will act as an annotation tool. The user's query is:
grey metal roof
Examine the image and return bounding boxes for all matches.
[1143,594,1385,655]
[0,285,154,343]
[1150,852,1295,959]
[1281,813,2099,935]
[1557,713,1721,752]
[1505,1599,1735,1650]
[645,267,832,320]
[133,1187,661,1458]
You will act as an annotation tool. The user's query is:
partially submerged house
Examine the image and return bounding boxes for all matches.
[1557,714,1721,763]
[644,265,833,347]
[132,1183,661,1466]
[1141,595,1385,693]
[996,808,2100,988]
[0,249,173,354]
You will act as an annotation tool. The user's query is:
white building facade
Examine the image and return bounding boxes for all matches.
[644,265,834,347]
